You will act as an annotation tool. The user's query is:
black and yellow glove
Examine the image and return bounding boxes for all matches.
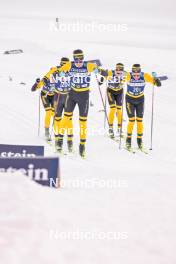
[31,78,40,91]
[154,77,162,87]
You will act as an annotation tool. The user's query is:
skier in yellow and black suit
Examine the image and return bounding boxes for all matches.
[31,78,55,141]
[125,64,161,150]
[105,63,126,138]
[31,57,70,141]
[53,49,106,158]
[50,58,73,152]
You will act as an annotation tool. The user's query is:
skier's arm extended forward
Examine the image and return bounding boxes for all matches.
[144,73,161,86]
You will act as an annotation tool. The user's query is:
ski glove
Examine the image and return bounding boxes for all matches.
[98,76,105,86]
[31,78,40,91]
[154,77,162,87]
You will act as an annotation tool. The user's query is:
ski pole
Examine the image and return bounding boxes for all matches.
[51,92,61,138]
[150,72,156,150]
[38,91,41,137]
[119,90,124,150]
[96,76,109,126]
[104,87,107,129]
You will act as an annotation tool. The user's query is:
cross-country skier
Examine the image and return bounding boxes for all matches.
[50,58,73,152]
[31,78,55,141]
[104,63,125,139]
[54,49,106,158]
[31,57,70,142]
[125,64,161,151]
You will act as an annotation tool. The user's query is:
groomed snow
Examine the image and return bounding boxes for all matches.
[0,0,176,263]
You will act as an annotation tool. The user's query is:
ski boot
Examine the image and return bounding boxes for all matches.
[137,138,144,150]
[109,127,114,139]
[126,137,132,150]
[79,144,86,158]
[45,128,51,141]
[137,138,148,154]
[55,139,63,153]
[125,137,135,153]
[137,138,143,149]
[117,128,124,138]
[67,140,73,153]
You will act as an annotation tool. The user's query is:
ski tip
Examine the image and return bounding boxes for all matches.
[79,153,86,159]
[124,147,136,154]
[138,148,149,154]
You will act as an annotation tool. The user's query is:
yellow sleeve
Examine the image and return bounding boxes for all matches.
[87,62,97,73]
[58,62,71,72]
[37,67,57,88]
[38,67,57,89]
[87,63,109,79]
[37,81,44,89]
[33,79,45,91]
[108,70,113,77]
[123,72,130,83]
[44,67,57,79]
[144,73,154,84]
[105,70,113,80]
